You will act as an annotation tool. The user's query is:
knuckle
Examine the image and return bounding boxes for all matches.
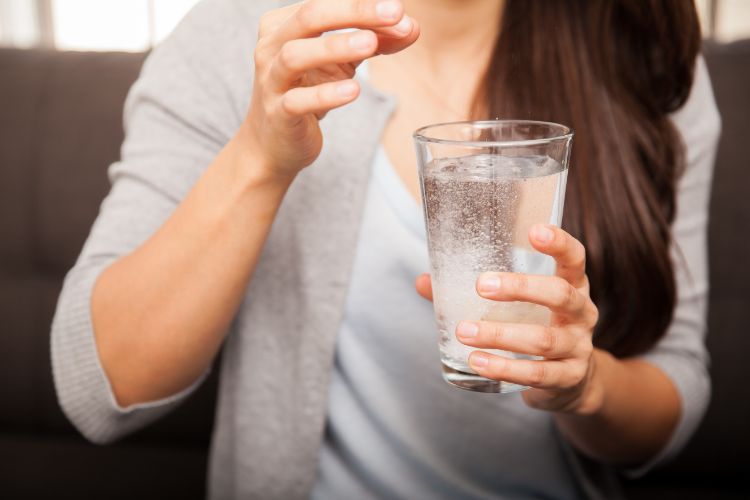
[253,54,264,72]
[529,362,547,386]
[354,0,373,17]
[561,255,585,275]
[296,2,319,30]
[253,44,266,69]
[279,93,297,115]
[490,322,505,345]
[538,326,557,356]
[587,303,600,327]
[323,32,340,53]
[571,362,588,385]
[278,43,300,71]
[253,44,269,69]
[581,274,591,291]
[511,275,529,296]
[574,241,587,264]
[560,282,578,308]
[572,253,586,271]
[257,12,273,37]
[551,278,572,307]
[578,336,594,357]
[314,84,326,105]
[561,370,582,390]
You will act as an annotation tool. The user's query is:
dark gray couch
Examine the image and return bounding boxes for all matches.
[0,49,218,500]
[0,41,748,499]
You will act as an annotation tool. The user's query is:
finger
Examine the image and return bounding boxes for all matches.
[372,14,420,54]
[257,4,301,39]
[415,273,433,301]
[274,0,405,45]
[272,30,378,89]
[528,224,587,289]
[468,351,584,390]
[280,79,360,117]
[456,321,580,359]
[476,272,594,321]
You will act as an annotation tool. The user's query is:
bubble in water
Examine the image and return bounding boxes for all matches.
[422,154,567,373]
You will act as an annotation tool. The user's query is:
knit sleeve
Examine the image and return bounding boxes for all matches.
[626,56,721,476]
[50,0,257,444]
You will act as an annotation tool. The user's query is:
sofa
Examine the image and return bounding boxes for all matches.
[0,41,747,499]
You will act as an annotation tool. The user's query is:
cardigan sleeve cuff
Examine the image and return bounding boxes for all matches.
[51,260,209,444]
[621,349,710,478]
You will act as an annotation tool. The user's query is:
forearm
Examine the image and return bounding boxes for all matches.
[92,126,293,407]
[554,348,681,466]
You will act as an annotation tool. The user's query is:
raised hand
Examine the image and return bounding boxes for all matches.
[416,224,602,414]
[242,0,419,179]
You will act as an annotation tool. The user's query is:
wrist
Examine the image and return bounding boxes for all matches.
[233,123,297,189]
[570,349,610,417]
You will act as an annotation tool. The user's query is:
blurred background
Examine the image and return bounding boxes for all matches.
[0,0,199,50]
[0,0,750,51]
[0,1,749,499]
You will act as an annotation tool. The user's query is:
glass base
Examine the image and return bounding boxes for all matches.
[441,363,529,394]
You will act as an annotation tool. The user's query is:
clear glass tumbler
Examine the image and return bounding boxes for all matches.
[413,120,573,393]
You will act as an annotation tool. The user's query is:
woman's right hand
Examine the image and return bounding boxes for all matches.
[242,0,419,180]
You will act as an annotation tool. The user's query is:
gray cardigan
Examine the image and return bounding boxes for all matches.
[50,0,720,498]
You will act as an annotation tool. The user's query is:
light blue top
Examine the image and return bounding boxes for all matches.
[311,145,582,499]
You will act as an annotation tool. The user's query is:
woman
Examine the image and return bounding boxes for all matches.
[51,0,720,498]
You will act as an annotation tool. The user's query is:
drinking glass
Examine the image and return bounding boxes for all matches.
[413,120,573,393]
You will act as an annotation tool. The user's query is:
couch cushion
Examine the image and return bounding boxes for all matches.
[0,433,207,500]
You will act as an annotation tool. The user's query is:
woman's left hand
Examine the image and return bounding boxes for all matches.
[415,224,602,415]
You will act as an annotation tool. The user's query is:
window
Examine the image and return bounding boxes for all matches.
[0,0,201,51]
[711,0,750,42]
[0,0,43,48]
[52,0,151,51]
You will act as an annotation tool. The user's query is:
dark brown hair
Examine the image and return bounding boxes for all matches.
[477,0,701,357]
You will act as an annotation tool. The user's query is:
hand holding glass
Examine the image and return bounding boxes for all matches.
[413,120,573,393]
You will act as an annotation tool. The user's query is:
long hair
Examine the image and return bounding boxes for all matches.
[477,0,701,357]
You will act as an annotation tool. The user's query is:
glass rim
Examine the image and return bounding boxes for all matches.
[413,119,574,148]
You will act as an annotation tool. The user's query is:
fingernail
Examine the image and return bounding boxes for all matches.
[457,321,479,339]
[471,352,489,368]
[376,1,401,21]
[478,275,501,293]
[349,31,374,51]
[336,81,358,98]
[533,225,554,243]
[391,15,412,36]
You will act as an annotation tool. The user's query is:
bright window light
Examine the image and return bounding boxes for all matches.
[0,0,40,48]
[153,0,200,44]
[52,0,150,51]
[715,0,750,42]
[50,0,200,51]
[1,0,743,52]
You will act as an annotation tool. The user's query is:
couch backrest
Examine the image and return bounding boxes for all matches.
[0,48,217,446]
[668,39,750,477]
